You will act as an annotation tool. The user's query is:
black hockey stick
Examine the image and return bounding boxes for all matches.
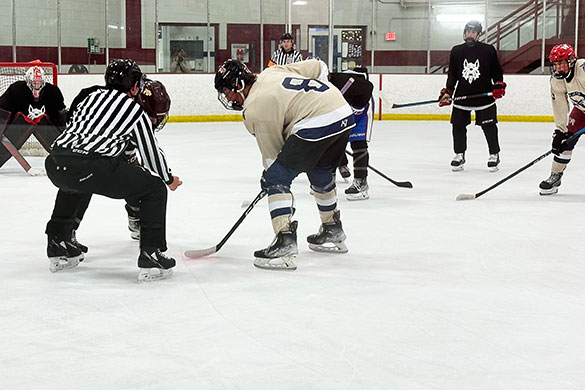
[456,127,585,201]
[391,92,493,109]
[184,189,267,259]
[345,150,413,188]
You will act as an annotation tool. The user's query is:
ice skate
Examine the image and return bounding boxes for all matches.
[345,177,369,201]
[71,229,88,255]
[307,211,348,253]
[254,221,298,271]
[487,153,500,172]
[47,236,84,273]
[338,165,351,182]
[126,204,140,240]
[539,172,563,195]
[451,153,465,171]
[137,248,175,282]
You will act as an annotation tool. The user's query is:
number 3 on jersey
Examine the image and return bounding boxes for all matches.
[282,77,329,93]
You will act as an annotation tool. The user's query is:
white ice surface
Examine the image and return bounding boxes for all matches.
[1,121,584,390]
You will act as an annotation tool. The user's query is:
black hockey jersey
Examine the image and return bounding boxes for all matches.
[446,42,504,108]
[0,81,66,126]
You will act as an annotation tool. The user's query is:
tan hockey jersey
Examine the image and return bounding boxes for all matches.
[242,59,354,168]
[550,58,585,132]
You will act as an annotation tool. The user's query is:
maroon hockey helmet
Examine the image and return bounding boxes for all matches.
[138,79,171,131]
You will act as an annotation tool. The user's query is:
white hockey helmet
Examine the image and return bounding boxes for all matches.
[25,66,46,99]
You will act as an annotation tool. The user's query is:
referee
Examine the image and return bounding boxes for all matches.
[268,32,303,67]
[44,59,182,282]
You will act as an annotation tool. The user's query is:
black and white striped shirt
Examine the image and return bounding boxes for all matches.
[270,48,303,66]
[54,87,173,184]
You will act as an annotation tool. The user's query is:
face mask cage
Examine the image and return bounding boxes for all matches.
[153,113,169,131]
[550,58,576,79]
[217,91,243,111]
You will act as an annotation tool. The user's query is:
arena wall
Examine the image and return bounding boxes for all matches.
[58,73,554,123]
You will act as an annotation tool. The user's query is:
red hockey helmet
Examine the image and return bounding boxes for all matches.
[550,44,576,79]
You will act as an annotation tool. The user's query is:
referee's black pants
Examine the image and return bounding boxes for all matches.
[45,153,168,251]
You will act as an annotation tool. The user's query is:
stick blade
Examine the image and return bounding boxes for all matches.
[397,181,413,188]
[456,193,476,201]
[184,246,217,259]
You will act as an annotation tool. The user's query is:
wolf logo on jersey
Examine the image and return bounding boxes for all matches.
[462,59,481,84]
[28,104,45,120]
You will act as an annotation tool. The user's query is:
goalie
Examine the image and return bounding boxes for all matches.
[0,65,66,170]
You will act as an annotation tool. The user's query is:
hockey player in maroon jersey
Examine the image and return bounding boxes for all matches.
[439,20,506,172]
[538,44,585,195]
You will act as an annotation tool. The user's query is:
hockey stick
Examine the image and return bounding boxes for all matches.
[345,150,413,188]
[391,92,494,109]
[184,189,268,259]
[456,127,585,201]
[1,135,45,176]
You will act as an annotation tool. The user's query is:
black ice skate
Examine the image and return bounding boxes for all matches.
[307,211,348,253]
[71,229,88,255]
[539,172,563,195]
[487,153,500,172]
[451,153,465,172]
[345,177,369,201]
[47,236,84,273]
[254,221,298,271]
[137,248,176,282]
[125,204,140,240]
[338,165,351,182]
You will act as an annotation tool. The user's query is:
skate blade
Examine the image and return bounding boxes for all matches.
[49,255,82,273]
[489,166,499,172]
[308,242,348,254]
[130,232,140,240]
[346,192,369,201]
[254,256,297,271]
[451,165,464,172]
[539,187,559,196]
[138,267,173,282]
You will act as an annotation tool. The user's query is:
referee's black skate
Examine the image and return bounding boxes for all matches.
[137,248,175,282]
[254,221,298,271]
[307,211,348,253]
[539,172,563,195]
[47,236,84,273]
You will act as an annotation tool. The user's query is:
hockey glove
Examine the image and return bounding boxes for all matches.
[492,81,506,99]
[438,88,453,107]
[551,129,571,156]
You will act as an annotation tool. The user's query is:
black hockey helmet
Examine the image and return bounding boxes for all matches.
[138,78,171,131]
[463,20,482,46]
[214,59,255,111]
[105,59,143,93]
[281,32,294,42]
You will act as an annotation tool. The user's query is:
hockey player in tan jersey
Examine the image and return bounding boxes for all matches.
[214,59,355,271]
[539,44,585,195]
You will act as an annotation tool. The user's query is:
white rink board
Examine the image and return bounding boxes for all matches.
[58,72,553,119]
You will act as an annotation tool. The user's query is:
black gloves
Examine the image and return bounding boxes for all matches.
[552,129,570,156]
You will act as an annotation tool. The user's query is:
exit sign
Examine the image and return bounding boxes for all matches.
[385,32,396,41]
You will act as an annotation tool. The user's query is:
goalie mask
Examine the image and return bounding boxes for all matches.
[549,43,576,79]
[25,66,45,100]
[138,78,171,132]
[214,59,255,111]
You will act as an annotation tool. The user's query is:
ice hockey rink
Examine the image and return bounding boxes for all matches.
[2,120,584,390]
